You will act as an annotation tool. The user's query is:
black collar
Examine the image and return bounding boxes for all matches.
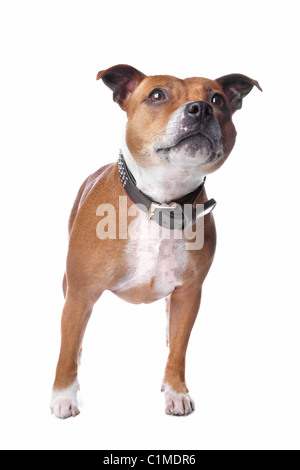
[118,151,216,230]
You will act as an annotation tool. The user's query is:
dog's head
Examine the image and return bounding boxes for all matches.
[97,65,261,175]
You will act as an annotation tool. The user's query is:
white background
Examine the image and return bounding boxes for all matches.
[0,0,299,450]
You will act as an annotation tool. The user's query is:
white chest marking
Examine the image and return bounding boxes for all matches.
[113,209,187,299]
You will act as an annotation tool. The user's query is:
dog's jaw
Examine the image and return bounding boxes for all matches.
[122,137,205,204]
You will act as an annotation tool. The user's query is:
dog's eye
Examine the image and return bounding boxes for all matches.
[148,89,166,102]
[212,94,225,109]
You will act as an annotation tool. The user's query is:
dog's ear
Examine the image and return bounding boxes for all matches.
[96,64,146,109]
[216,73,262,113]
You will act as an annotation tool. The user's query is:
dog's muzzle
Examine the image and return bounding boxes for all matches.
[154,100,223,162]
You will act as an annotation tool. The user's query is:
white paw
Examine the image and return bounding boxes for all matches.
[162,384,195,416]
[50,379,80,419]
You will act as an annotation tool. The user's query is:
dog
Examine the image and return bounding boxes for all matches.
[50,65,261,418]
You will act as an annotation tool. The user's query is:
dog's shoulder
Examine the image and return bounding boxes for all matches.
[68,163,115,234]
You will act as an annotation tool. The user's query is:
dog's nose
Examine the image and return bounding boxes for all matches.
[186,101,213,120]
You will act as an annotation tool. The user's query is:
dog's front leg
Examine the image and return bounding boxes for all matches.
[50,291,97,419]
[162,282,202,416]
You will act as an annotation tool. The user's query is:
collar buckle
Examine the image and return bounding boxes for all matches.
[149,201,187,230]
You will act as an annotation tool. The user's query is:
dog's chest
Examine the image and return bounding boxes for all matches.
[113,210,187,300]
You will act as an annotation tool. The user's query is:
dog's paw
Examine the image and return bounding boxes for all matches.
[51,396,80,419]
[50,380,80,419]
[162,384,195,416]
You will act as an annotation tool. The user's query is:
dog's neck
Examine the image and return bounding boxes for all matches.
[121,139,205,204]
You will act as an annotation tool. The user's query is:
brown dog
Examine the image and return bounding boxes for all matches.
[50,65,261,418]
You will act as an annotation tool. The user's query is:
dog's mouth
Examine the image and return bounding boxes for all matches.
[155,131,222,164]
[161,131,213,152]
